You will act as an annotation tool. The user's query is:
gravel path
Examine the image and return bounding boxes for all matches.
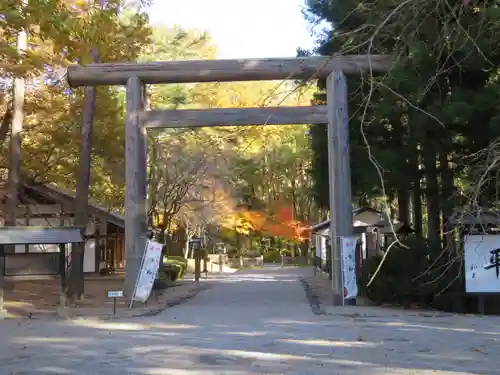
[1,266,500,374]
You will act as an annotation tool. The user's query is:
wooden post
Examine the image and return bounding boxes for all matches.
[334,71,355,305]
[124,76,147,297]
[59,208,66,295]
[24,206,30,252]
[96,216,107,273]
[59,243,66,310]
[327,71,354,306]
[139,84,148,239]
[68,49,98,302]
[478,295,485,315]
[203,255,208,279]
[327,73,341,305]
[194,252,201,283]
[94,218,101,274]
[0,248,3,316]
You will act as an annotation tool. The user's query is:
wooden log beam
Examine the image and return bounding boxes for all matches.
[67,55,391,87]
[124,76,147,298]
[142,105,328,129]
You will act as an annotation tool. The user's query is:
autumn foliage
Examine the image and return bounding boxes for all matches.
[222,205,310,242]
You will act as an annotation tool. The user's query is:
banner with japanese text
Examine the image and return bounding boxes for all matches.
[341,236,358,299]
[132,240,163,302]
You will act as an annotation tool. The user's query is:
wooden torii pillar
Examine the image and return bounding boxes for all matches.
[66,54,390,305]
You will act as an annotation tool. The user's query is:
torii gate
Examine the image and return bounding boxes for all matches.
[66,54,390,305]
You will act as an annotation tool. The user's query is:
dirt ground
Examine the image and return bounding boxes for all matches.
[303,269,341,307]
[304,269,452,313]
[2,275,204,320]
[4,267,498,375]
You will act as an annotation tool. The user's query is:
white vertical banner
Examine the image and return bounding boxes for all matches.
[132,240,163,303]
[341,236,358,299]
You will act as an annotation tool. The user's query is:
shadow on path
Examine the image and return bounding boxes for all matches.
[2,266,499,374]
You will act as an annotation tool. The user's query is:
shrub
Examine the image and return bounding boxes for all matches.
[358,237,435,307]
[152,256,188,291]
[163,256,188,281]
[263,249,281,262]
[153,278,170,290]
[154,268,173,290]
[359,236,500,314]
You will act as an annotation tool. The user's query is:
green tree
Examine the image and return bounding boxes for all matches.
[1,0,152,301]
[304,0,500,309]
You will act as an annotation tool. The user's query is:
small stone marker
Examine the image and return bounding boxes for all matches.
[107,290,123,315]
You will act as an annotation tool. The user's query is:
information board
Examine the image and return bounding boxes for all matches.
[132,240,163,303]
[464,235,500,294]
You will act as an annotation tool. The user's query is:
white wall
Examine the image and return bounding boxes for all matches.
[315,235,321,258]
[66,218,96,273]
[83,240,96,273]
[361,232,367,259]
[314,228,329,260]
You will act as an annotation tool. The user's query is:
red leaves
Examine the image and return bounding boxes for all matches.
[235,204,310,242]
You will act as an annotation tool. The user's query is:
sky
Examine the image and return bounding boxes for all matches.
[148,0,318,59]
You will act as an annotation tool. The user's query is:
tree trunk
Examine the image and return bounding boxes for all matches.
[170,226,186,256]
[0,102,12,145]
[67,50,98,303]
[423,142,441,251]
[184,233,191,258]
[6,27,27,229]
[412,182,423,239]
[395,115,411,225]
[236,233,241,256]
[397,188,410,224]
[387,191,397,221]
[2,24,27,311]
[408,138,423,240]
[440,149,455,252]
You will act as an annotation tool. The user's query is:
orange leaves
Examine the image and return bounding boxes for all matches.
[221,209,266,236]
[239,210,266,232]
[264,216,309,242]
[275,206,293,223]
[221,205,310,242]
[293,223,311,242]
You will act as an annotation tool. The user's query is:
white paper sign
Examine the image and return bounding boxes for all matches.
[107,290,123,298]
[465,235,500,293]
[341,236,358,299]
[133,240,163,302]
